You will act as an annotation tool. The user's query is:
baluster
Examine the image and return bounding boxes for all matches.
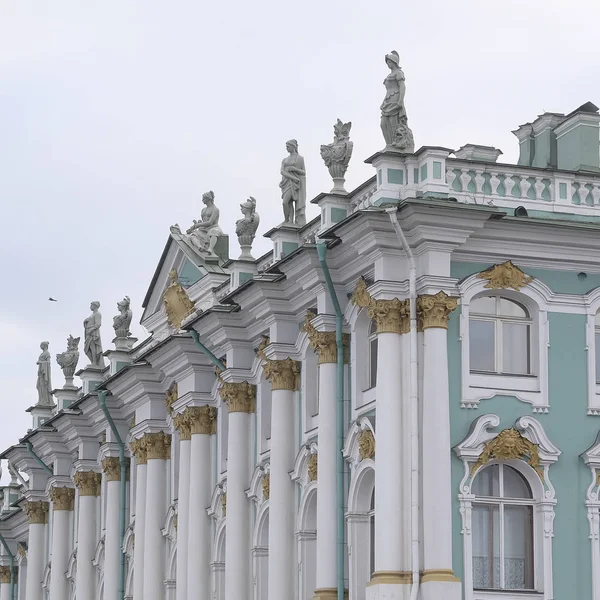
[446,168,457,189]
[548,180,555,202]
[578,183,590,205]
[592,185,600,205]
[489,172,501,196]
[519,176,531,198]
[534,177,545,200]
[474,170,485,194]
[459,169,472,193]
[504,174,516,197]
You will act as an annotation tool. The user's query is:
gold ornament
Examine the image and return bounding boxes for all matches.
[24,501,48,525]
[0,566,13,584]
[351,277,409,334]
[220,381,256,412]
[130,438,148,465]
[144,432,170,460]
[173,412,192,441]
[476,260,533,291]
[358,430,375,460]
[17,544,26,559]
[263,358,300,391]
[129,415,136,429]
[417,292,458,331]
[49,486,75,511]
[308,453,318,481]
[471,428,543,481]
[73,471,101,497]
[163,269,196,329]
[302,313,349,364]
[165,382,178,415]
[256,335,270,361]
[262,473,270,500]
[187,406,217,434]
[221,492,227,516]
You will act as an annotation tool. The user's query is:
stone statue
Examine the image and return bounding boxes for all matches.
[235,197,260,260]
[380,50,415,152]
[280,139,306,226]
[83,301,105,368]
[56,335,80,388]
[320,119,354,193]
[113,296,133,338]
[36,341,54,406]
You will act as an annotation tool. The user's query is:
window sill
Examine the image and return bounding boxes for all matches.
[473,591,542,600]
[470,373,539,392]
[463,373,547,411]
[358,386,376,408]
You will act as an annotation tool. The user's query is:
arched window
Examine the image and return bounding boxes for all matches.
[368,321,378,388]
[469,296,531,375]
[471,464,535,591]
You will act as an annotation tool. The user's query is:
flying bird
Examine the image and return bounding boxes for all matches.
[48,297,58,302]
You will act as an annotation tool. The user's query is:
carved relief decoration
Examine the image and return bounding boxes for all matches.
[220,381,256,412]
[0,566,16,584]
[417,291,458,331]
[263,358,300,391]
[17,543,26,559]
[49,486,75,511]
[308,453,318,481]
[145,432,170,460]
[187,405,217,434]
[351,277,409,334]
[24,501,48,524]
[476,260,533,291]
[358,430,376,460]
[221,492,227,517]
[256,335,270,361]
[73,471,101,497]
[102,457,122,482]
[165,382,178,415]
[130,438,148,465]
[302,312,349,364]
[173,411,192,441]
[162,269,196,330]
[471,428,543,481]
[262,473,270,500]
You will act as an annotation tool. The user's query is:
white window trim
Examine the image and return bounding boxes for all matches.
[584,288,600,415]
[581,433,600,600]
[454,414,561,600]
[458,275,550,412]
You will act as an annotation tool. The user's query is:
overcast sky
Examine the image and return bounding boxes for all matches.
[1,0,599,452]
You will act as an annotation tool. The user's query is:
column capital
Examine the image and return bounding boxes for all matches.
[220,381,256,412]
[73,471,101,497]
[173,412,191,441]
[49,486,75,511]
[24,500,48,524]
[130,437,148,465]
[101,456,131,481]
[351,277,409,334]
[302,313,350,364]
[165,382,178,415]
[187,406,217,434]
[0,566,16,584]
[417,291,458,330]
[263,358,300,391]
[143,432,171,460]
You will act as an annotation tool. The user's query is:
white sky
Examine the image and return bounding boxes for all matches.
[1,0,599,447]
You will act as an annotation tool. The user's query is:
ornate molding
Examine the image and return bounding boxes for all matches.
[351,277,409,334]
[144,432,170,460]
[17,543,26,559]
[187,406,217,434]
[263,358,300,391]
[0,566,16,584]
[73,471,101,497]
[24,501,48,524]
[302,313,349,364]
[220,381,256,412]
[476,260,533,291]
[358,430,375,460]
[162,269,196,329]
[49,486,75,511]
[173,412,192,441]
[130,437,148,465]
[101,457,131,481]
[165,382,178,415]
[262,473,270,500]
[221,492,227,517]
[417,291,458,330]
[308,453,318,481]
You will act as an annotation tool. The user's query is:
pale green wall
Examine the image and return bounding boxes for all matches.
[449,261,600,599]
[557,124,600,171]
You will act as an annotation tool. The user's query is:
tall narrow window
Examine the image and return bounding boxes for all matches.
[368,321,378,388]
[369,489,375,577]
[469,296,532,375]
[471,464,535,591]
[595,312,600,383]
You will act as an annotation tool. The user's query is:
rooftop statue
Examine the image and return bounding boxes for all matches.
[380,50,415,152]
[36,341,54,406]
[235,197,260,260]
[280,139,306,226]
[113,296,133,338]
[56,335,80,388]
[170,191,224,258]
[320,119,353,193]
[83,301,105,369]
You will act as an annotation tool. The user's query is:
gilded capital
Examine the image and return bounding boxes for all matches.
[165,382,178,415]
[351,277,409,334]
[187,406,217,434]
[73,471,101,497]
[263,358,300,391]
[130,438,148,465]
[173,412,192,441]
[49,486,75,511]
[144,432,170,460]
[24,501,48,524]
[0,566,16,584]
[101,457,131,481]
[302,313,350,364]
[308,453,318,481]
[165,434,172,459]
[220,381,256,412]
[417,292,458,330]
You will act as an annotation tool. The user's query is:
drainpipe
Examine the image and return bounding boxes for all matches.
[187,329,227,371]
[386,207,420,600]
[0,532,15,600]
[316,242,345,600]
[97,390,126,600]
[24,442,52,475]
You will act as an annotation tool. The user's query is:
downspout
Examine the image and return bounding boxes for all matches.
[0,532,16,600]
[316,242,345,600]
[97,390,126,600]
[187,329,227,371]
[386,207,420,600]
[25,442,52,475]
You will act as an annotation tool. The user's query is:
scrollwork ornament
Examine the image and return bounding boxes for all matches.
[165,382,178,415]
[263,358,300,391]
[49,486,75,511]
[221,492,227,517]
[144,432,170,460]
[476,260,533,291]
[417,291,458,330]
[302,313,349,364]
[262,473,270,500]
[24,501,48,525]
[187,405,217,434]
[308,453,318,481]
[130,437,148,465]
[358,430,375,460]
[73,471,101,497]
[173,412,192,441]
[220,381,256,412]
[351,277,409,334]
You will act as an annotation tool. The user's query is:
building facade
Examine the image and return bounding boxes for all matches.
[1,55,600,600]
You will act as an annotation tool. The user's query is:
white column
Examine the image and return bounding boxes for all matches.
[73,472,101,600]
[130,439,147,600]
[102,458,125,600]
[220,382,254,600]
[186,407,215,600]
[0,566,14,600]
[420,293,461,600]
[264,359,297,600]
[24,501,48,600]
[173,415,191,600]
[48,487,74,600]
[143,432,169,600]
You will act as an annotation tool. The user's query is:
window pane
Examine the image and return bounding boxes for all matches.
[596,333,600,383]
[497,298,528,318]
[503,466,532,499]
[595,312,600,326]
[470,319,495,372]
[504,505,534,590]
[369,512,375,577]
[472,464,500,497]
[502,323,530,374]
[471,296,496,315]
[369,338,378,388]
[472,504,500,589]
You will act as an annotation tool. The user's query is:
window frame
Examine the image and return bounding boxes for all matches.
[368,320,378,390]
